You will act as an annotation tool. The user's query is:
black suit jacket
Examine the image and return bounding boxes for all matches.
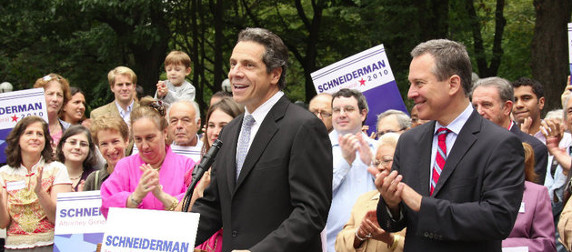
[192,95,333,251]
[510,122,548,184]
[377,111,524,252]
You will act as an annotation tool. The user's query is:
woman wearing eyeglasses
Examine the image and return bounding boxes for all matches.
[336,133,405,252]
[55,125,99,191]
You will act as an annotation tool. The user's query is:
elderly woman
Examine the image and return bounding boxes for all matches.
[33,74,71,148]
[0,116,72,251]
[83,116,129,191]
[336,133,405,252]
[100,97,195,216]
[55,125,99,191]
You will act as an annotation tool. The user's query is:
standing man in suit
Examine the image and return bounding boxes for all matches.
[90,66,139,125]
[471,76,548,184]
[191,28,333,251]
[371,39,524,251]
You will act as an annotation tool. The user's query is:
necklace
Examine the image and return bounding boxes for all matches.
[69,175,81,180]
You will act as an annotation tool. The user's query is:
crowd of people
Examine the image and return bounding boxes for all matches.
[1,26,572,252]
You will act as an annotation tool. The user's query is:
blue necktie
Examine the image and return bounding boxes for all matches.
[236,115,255,181]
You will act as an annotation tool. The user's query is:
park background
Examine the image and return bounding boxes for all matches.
[0,0,570,120]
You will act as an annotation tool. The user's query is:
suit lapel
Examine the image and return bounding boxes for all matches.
[433,111,480,196]
[233,96,288,193]
[225,114,242,196]
[413,122,436,196]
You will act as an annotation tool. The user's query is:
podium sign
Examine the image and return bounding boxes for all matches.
[54,191,107,252]
[101,207,200,252]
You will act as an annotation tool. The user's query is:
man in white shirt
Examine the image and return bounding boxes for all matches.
[167,100,203,162]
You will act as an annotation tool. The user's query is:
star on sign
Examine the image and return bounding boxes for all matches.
[359,78,366,86]
[11,115,18,122]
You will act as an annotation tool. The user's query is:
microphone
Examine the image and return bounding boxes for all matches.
[182,139,223,212]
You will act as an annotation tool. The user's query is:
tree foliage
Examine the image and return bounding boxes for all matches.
[0,0,569,116]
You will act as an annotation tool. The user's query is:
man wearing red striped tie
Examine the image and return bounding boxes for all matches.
[369,39,525,252]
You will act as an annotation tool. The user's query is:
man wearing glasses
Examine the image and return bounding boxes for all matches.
[326,88,376,252]
[309,93,334,133]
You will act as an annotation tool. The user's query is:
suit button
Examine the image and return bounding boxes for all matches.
[424,232,429,237]
[232,231,238,237]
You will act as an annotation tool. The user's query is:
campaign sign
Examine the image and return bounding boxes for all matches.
[0,88,48,164]
[54,191,106,252]
[568,23,572,75]
[101,207,200,252]
[311,44,407,134]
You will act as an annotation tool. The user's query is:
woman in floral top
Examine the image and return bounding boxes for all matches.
[0,116,72,251]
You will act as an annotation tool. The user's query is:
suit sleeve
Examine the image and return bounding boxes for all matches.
[502,186,555,252]
[250,117,333,251]
[416,135,524,241]
[533,144,548,185]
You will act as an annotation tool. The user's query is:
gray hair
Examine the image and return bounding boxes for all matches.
[377,109,411,129]
[167,100,201,123]
[377,132,400,149]
[471,77,514,103]
[411,39,472,96]
[238,28,288,90]
[544,109,563,121]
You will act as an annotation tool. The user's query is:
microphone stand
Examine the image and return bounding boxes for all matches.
[182,139,223,212]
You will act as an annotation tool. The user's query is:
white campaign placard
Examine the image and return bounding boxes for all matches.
[54,191,107,251]
[0,88,48,163]
[101,207,200,252]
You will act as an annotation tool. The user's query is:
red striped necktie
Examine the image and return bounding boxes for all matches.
[431,127,450,196]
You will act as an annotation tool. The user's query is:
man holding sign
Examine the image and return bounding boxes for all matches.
[371,39,524,251]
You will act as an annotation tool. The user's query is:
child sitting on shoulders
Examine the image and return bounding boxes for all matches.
[155,50,196,105]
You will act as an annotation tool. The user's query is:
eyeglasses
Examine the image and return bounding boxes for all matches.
[376,127,406,138]
[65,139,89,148]
[311,110,332,118]
[332,106,357,115]
[372,156,393,167]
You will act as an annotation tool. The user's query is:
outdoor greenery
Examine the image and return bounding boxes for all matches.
[0,0,570,117]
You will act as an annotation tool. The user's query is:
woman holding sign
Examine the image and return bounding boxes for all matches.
[0,116,72,251]
[100,97,195,216]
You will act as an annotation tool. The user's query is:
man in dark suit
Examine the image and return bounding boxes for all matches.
[371,39,524,251]
[191,28,332,251]
[471,76,548,184]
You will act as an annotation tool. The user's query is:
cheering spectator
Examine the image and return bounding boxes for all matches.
[0,116,72,250]
[55,125,98,191]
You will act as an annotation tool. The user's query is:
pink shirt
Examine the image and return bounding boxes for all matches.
[100,146,195,217]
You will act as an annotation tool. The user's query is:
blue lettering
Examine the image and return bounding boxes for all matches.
[150,239,157,250]
[164,241,173,251]
[157,240,163,250]
[119,236,127,247]
[181,242,189,252]
[60,209,67,218]
[34,102,42,110]
[132,237,138,248]
[173,242,180,252]
[362,65,372,75]
[352,70,358,79]
[105,236,112,246]
[112,236,120,246]
[379,60,386,68]
[141,238,149,249]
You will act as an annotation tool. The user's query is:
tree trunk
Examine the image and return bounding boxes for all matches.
[531,0,572,112]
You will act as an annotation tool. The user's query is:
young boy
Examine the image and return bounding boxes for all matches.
[155,51,196,105]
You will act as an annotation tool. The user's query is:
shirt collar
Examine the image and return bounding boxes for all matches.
[435,103,473,135]
[115,100,135,115]
[244,91,284,125]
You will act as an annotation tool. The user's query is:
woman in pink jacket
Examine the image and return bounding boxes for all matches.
[100,97,195,216]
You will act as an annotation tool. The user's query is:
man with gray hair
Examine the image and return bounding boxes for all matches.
[471,76,548,184]
[376,109,411,139]
[167,100,202,162]
[372,39,524,251]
